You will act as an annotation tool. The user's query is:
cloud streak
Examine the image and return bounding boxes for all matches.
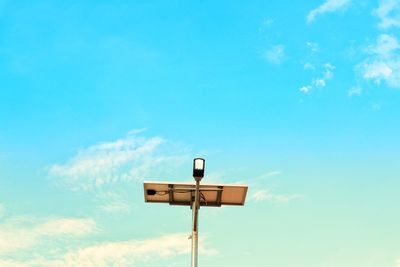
[348,86,362,97]
[252,189,302,203]
[307,0,351,24]
[0,217,97,254]
[48,132,189,191]
[0,233,217,267]
[62,233,216,267]
[49,136,162,189]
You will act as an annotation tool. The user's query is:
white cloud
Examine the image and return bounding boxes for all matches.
[313,78,326,87]
[36,218,97,236]
[374,0,400,29]
[307,0,351,24]
[358,34,400,88]
[300,85,312,93]
[395,259,400,267]
[62,234,191,266]
[362,61,393,80]
[348,86,362,96]
[0,217,97,254]
[251,170,281,182]
[299,62,335,93]
[324,63,335,78]
[252,189,301,203]
[48,132,189,191]
[49,135,163,188]
[0,260,27,267]
[0,233,217,267]
[261,170,281,178]
[62,233,216,267]
[264,45,286,64]
[306,42,319,52]
[127,128,147,135]
[368,33,400,55]
[304,62,315,70]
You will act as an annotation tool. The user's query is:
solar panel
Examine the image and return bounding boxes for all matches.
[143,181,248,207]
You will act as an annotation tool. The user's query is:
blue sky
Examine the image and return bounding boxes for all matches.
[1,0,400,266]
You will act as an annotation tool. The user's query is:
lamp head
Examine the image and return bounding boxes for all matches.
[193,158,205,181]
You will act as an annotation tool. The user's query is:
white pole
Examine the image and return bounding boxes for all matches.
[191,180,200,267]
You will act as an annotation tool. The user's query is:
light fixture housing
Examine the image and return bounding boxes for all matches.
[193,158,205,179]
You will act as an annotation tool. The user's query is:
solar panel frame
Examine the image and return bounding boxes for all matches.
[143,181,248,207]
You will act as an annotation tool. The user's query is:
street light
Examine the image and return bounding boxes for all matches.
[143,158,248,267]
[193,158,205,180]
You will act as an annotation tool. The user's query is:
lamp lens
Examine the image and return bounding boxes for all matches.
[194,159,204,170]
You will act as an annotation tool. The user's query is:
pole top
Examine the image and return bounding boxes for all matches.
[193,158,205,181]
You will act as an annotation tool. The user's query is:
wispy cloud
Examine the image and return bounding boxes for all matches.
[262,18,274,27]
[348,86,362,97]
[306,41,319,53]
[371,102,382,111]
[259,18,274,30]
[353,0,400,91]
[0,233,217,267]
[304,62,315,70]
[246,171,302,203]
[61,233,216,267]
[251,170,280,182]
[251,189,302,203]
[0,260,27,267]
[48,131,189,191]
[307,0,351,24]
[368,33,400,54]
[357,34,400,88]
[49,135,163,189]
[299,63,336,94]
[127,128,147,135]
[0,217,97,254]
[264,45,286,64]
[48,131,190,216]
[300,85,312,94]
[97,192,130,213]
[236,170,281,185]
[374,0,400,29]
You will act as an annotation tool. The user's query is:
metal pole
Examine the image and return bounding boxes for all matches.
[191,180,200,267]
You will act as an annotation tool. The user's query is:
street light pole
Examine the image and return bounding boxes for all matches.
[143,157,248,267]
[191,179,200,267]
[191,158,204,267]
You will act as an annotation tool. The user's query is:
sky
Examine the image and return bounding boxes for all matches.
[1,0,400,266]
